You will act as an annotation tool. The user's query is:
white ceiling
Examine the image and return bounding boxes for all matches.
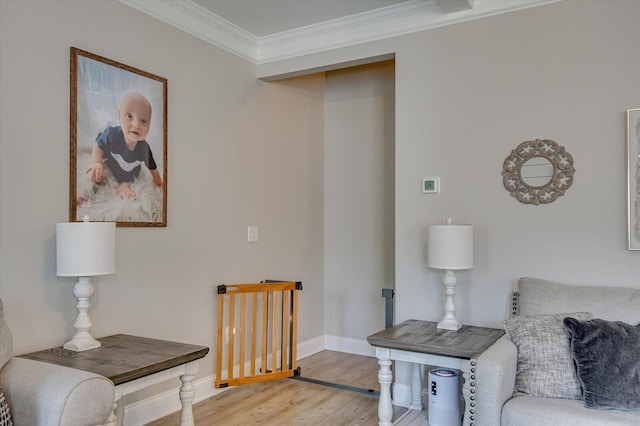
[120,0,561,64]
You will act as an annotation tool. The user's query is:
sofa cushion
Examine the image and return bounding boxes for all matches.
[563,317,640,410]
[517,277,640,324]
[502,396,640,426]
[504,312,592,399]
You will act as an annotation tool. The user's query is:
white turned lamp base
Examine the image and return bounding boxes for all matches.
[437,270,462,331]
[64,276,101,352]
[437,319,462,331]
[64,336,101,351]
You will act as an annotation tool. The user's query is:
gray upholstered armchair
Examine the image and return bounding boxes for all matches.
[474,278,640,426]
[0,298,115,426]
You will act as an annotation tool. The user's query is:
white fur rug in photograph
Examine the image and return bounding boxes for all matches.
[76,150,163,223]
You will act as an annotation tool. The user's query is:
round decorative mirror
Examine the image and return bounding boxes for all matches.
[502,139,575,205]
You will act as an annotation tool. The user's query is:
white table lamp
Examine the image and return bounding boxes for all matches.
[56,216,115,351]
[427,218,473,331]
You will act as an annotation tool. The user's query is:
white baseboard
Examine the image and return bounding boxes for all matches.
[296,334,325,359]
[123,334,376,425]
[324,335,376,357]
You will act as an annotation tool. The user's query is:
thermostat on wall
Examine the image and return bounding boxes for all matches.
[423,177,440,194]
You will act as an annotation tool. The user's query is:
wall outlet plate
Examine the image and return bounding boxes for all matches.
[423,177,440,194]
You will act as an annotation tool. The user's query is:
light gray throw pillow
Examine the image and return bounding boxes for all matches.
[0,299,12,370]
[0,389,12,426]
[504,312,592,399]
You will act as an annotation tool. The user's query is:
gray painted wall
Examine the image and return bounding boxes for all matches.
[261,0,640,330]
[0,0,325,389]
[324,62,395,339]
[393,0,640,327]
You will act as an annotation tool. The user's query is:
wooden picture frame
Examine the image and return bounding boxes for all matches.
[70,47,167,227]
[628,108,640,250]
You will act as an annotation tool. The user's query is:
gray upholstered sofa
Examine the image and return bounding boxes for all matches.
[0,298,115,426]
[475,277,640,426]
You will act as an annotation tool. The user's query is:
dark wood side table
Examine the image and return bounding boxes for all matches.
[20,334,209,426]
[367,320,504,426]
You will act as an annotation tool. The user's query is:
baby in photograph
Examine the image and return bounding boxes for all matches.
[82,92,162,202]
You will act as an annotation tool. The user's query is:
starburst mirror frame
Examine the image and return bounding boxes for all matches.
[502,139,575,205]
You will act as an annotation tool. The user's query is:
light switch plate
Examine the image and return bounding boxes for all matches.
[423,177,440,194]
[248,226,259,242]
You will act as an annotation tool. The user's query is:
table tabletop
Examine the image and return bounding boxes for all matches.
[19,334,209,385]
[367,319,504,360]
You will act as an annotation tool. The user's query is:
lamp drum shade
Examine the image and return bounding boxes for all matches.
[56,222,116,276]
[427,224,473,270]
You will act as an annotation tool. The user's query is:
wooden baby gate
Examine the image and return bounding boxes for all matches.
[215,281,302,389]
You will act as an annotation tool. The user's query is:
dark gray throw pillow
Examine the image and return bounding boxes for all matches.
[563,317,640,410]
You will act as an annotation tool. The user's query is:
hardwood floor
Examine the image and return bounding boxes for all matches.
[146,351,396,425]
[296,349,381,392]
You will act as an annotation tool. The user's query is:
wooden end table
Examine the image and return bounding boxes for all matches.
[20,334,209,426]
[367,320,504,426]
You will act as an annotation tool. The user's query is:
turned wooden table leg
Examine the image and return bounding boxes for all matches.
[179,361,199,426]
[105,387,122,426]
[376,347,393,426]
[409,362,425,410]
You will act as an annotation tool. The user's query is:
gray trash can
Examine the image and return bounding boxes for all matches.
[428,368,461,426]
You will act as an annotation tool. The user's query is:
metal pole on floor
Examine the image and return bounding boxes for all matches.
[382,288,394,329]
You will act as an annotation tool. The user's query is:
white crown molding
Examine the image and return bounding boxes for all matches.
[120,0,562,65]
[119,0,257,62]
[257,0,441,64]
[435,0,474,14]
[257,0,561,63]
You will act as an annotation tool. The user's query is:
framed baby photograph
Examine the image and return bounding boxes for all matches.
[628,108,640,250]
[70,47,167,227]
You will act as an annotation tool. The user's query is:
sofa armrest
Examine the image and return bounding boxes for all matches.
[475,335,517,426]
[0,357,114,426]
